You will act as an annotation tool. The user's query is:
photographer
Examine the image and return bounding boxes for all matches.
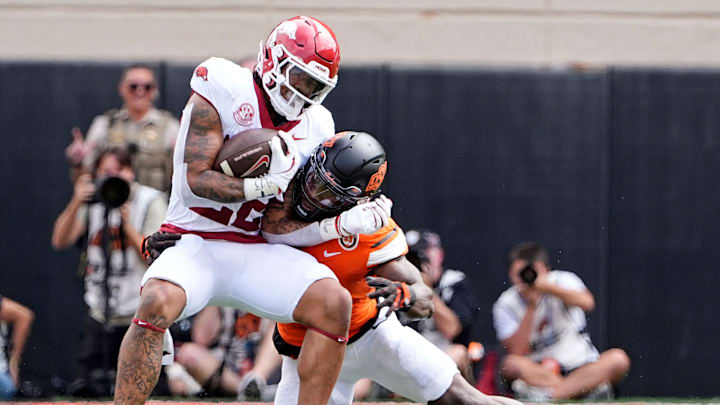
[51,147,167,396]
[403,229,476,382]
[493,242,630,401]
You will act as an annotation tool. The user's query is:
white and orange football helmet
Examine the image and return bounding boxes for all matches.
[257,16,341,121]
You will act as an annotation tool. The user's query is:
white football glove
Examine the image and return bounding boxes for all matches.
[337,195,393,236]
[244,131,299,201]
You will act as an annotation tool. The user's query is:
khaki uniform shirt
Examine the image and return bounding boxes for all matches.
[83,107,180,193]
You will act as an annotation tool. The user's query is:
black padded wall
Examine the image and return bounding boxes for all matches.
[0,61,717,397]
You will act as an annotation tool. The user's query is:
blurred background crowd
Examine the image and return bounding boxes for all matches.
[1,0,719,401]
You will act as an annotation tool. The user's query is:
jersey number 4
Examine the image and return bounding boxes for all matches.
[190,200,267,232]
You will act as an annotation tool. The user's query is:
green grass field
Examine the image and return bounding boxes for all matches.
[5,399,720,405]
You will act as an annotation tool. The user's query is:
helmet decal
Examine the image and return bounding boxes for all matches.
[323,132,348,147]
[365,161,387,193]
[276,20,298,40]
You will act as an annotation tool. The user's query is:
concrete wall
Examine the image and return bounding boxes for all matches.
[2,0,720,67]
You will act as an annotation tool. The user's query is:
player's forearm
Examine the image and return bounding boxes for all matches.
[541,284,595,311]
[404,282,434,320]
[262,189,345,245]
[187,169,249,203]
[431,295,462,340]
[184,93,260,203]
[261,190,322,245]
[262,221,322,246]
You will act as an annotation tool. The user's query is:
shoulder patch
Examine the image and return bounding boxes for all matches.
[339,235,359,251]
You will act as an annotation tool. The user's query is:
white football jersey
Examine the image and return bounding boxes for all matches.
[163,57,335,242]
[493,270,599,370]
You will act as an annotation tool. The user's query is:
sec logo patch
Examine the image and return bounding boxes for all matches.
[234,103,255,126]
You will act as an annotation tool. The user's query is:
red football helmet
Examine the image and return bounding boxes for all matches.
[257,16,341,121]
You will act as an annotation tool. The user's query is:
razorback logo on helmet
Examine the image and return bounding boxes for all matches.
[323,132,347,148]
[233,103,255,126]
[195,66,209,81]
[276,20,298,40]
[365,161,387,193]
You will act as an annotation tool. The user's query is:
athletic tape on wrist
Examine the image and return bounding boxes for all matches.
[319,216,343,241]
[243,177,278,201]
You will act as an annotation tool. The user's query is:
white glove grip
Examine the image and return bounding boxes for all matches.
[319,212,352,241]
[243,176,280,201]
[319,216,344,241]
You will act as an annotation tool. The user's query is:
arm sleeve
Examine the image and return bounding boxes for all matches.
[263,222,327,247]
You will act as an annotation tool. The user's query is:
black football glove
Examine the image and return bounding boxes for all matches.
[366,276,415,315]
[141,231,181,265]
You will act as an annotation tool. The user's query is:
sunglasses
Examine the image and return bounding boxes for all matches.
[127,82,156,92]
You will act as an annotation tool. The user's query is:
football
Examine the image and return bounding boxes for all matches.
[213,128,285,178]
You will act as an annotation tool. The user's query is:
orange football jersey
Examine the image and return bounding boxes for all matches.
[277,218,408,347]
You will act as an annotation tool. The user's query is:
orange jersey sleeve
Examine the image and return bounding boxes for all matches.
[277,218,408,346]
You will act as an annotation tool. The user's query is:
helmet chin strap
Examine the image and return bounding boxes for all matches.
[267,87,303,121]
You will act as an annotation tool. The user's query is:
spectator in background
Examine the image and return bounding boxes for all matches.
[51,147,168,397]
[0,295,34,399]
[404,229,476,381]
[234,320,283,401]
[165,306,278,399]
[65,63,180,193]
[493,242,630,402]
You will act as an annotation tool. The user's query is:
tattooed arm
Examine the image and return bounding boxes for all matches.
[262,182,393,247]
[184,93,249,203]
[184,94,290,202]
[262,182,348,247]
[261,182,325,246]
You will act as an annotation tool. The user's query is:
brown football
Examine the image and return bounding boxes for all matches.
[212,128,284,178]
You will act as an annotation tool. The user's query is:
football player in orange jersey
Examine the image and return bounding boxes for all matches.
[260,132,523,405]
[144,131,522,405]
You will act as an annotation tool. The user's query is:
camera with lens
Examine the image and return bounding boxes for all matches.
[519,263,538,285]
[88,176,130,208]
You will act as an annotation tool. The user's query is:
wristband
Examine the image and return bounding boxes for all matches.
[318,216,343,241]
[398,282,415,310]
[243,177,280,201]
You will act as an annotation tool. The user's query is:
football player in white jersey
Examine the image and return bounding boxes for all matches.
[114,16,392,405]
[144,132,525,405]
